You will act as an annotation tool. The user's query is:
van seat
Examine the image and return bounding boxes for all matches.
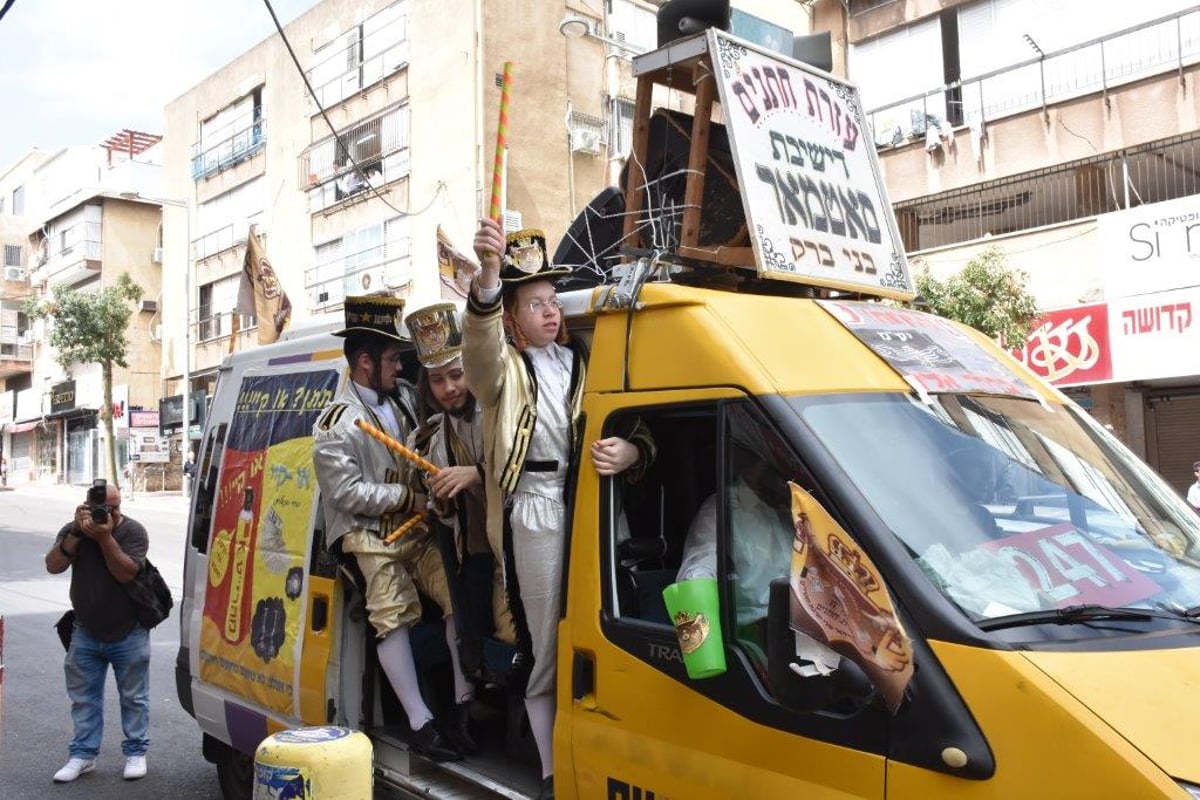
[631,568,677,625]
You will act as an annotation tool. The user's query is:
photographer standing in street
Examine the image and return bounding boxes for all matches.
[44,479,151,783]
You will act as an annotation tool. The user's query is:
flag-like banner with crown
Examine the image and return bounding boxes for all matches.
[788,482,914,713]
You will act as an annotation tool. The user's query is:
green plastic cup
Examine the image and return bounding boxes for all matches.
[662,577,726,679]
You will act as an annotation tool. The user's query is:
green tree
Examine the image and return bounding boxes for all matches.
[25,273,143,488]
[914,246,1040,345]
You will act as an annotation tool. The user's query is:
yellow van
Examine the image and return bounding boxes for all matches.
[176,24,1200,800]
[177,279,1200,799]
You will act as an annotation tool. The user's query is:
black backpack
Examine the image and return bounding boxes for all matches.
[124,558,174,629]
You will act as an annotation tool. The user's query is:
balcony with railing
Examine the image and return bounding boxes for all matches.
[865,7,1200,202]
[191,116,267,181]
[31,221,103,287]
[0,319,32,378]
[305,233,411,312]
[302,107,410,214]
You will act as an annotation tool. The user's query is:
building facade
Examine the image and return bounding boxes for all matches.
[161,0,813,436]
[0,133,165,486]
[833,0,1200,494]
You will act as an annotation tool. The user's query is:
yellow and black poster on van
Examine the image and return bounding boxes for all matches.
[199,369,338,715]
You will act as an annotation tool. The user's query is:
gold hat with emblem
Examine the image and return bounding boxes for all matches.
[404,302,463,368]
[332,295,406,342]
[500,228,572,285]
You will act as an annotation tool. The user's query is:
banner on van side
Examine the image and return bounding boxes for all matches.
[817,300,1042,401]
[710,28,913,300]
[198,369,338,716]
[789,483,914,714]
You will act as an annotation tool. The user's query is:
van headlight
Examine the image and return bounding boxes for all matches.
[1179,781,1200,799]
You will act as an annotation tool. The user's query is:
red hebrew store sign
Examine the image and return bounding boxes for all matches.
[1012,304,1113,386]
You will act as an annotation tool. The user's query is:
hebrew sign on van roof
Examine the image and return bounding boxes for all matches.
[710,29,913,300]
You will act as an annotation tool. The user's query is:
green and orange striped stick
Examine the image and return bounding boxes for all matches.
[488,61,514,224]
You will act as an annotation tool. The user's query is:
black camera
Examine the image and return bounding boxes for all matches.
[88,479,111,524]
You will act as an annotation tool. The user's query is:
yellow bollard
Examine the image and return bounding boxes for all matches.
[254,726,373,799]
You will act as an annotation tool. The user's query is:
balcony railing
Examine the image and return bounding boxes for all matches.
[191,117,267,181]
[192,214,263,262]
[305,236,411,311]
[894,129,1200,252]
[865,7,1200,148]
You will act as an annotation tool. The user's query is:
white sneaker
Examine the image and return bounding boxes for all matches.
[53,757,96,782]
[123,754,147,780]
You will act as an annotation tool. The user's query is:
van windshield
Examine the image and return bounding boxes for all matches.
[793,393,1200,624]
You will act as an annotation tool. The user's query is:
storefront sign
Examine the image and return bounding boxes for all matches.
[49,380,76,415]
[1012,304,1113,386]
[1017,286,1200,386]
[710,29,912,299]
[160,391,208,436]
[112,385,129,432]
[15,387,40,420]
[129,428,169,463]
[129,409,159,429]
[1099,194,1200,298]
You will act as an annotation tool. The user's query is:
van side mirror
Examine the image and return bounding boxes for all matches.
[766,579,875,713]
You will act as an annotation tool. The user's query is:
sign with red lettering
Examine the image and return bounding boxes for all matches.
[1012,304,1112,386]
[982,523,1160,608]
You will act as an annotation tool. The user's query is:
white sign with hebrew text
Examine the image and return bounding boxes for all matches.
[710,29,912,299]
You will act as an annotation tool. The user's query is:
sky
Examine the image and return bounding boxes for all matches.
[0,0,316,169]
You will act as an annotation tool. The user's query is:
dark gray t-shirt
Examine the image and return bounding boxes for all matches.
[55,516,149,642]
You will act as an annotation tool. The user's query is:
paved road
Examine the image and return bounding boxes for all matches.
[0,484,220,799]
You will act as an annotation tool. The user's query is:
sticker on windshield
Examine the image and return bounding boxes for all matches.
[816,300,1041,400]
[982,523,1161,608]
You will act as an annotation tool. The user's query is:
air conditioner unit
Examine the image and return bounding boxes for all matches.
[569,128,603,156]
[152,247,163,264]
[3,266,25,281]
[138,299,158,313]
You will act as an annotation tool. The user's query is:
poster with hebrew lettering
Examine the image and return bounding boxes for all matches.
[199,367,338,716]
[818,299,1042,399]
[709,29,913,299]
[789,483,913,714]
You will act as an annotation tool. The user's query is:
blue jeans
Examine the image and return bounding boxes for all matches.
[64,624,150,759]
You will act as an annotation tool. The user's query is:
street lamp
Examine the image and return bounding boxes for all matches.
[120,192,192,472]
[558,12,646,55]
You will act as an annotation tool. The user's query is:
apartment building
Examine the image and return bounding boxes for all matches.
[0,132,165,486]
[829,0,1200,493]
[161,0,812,426]
[0,149,50,482]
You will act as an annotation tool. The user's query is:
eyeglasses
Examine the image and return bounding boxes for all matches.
[526,298,563,314]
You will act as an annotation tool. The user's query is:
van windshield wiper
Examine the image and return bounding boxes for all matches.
[976,604,1179,632]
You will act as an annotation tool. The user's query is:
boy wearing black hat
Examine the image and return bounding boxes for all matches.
[464,220,653,799]
[312,295,458,761]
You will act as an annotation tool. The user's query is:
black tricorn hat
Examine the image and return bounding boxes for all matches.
[333,295,406,343]
[500,228,572,285]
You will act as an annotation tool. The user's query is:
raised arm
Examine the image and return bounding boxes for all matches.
[462,218,510,409]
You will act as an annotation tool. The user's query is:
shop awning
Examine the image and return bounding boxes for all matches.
[8,419,43,434]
